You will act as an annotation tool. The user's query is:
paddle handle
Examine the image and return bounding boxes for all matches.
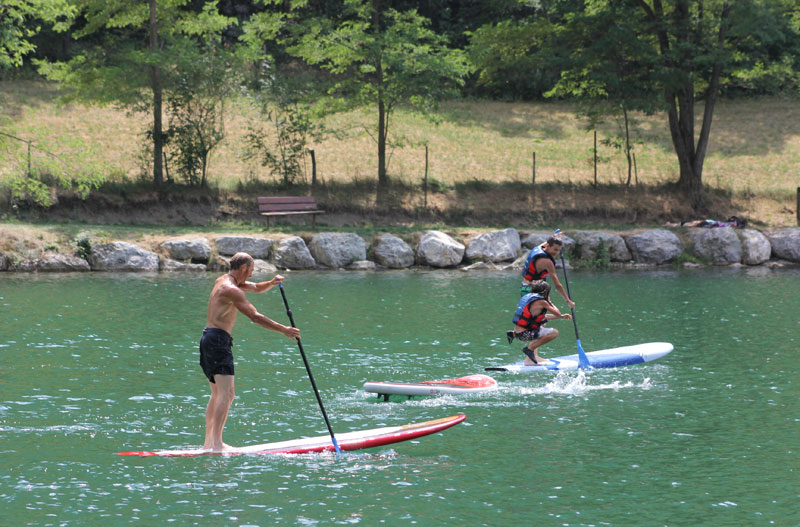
[279,284,341,454]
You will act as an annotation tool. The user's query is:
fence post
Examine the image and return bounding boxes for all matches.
[309,149,317,187]
[593,130,597,188]
[423,144,429,209]
[532,151,536,186]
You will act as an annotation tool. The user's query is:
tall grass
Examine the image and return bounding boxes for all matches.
[1,79,798,200]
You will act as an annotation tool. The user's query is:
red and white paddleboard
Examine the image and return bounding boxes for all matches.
[363,374,498,400]
[117,414,466,457]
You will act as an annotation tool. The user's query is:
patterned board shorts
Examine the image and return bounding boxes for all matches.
[515,326,556,342]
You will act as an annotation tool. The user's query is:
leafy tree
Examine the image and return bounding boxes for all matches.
[546,3,659,187]
[467,17,558,100]
[624,0,798,206]
[163,40,242,187]
[244,71,332,186]
[288,0,469,197]
[36,0,235,187]
[0,0,75,70]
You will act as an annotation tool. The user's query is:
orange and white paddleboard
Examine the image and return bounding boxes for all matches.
[363,374,497,400]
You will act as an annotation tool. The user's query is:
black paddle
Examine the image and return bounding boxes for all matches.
[278,284,342,454]
[555,230,591,370]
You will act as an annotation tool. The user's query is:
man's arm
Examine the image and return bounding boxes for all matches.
[230,288,300,340]
[542,261,575,309]
[240,275,284,293]
[543,300,572,321]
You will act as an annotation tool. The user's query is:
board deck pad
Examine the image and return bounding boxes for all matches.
[363,374,498,399]
[485,342,673,373]
[117,414,466,457]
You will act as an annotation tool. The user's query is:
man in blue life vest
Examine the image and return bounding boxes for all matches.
[506,282,572,365]
[520,236,575,311]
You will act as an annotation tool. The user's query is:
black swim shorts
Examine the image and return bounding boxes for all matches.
[199,327,234,383]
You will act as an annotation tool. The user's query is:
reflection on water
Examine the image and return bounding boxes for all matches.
[1,268,798,526]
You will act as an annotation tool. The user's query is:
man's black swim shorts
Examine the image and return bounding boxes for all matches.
[199,327,234,383]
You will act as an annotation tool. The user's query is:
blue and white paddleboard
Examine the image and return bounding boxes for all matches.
[485,342,673,373]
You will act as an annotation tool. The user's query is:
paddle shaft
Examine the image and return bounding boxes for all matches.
[559,252,580,339]
[559,250,591,369]
[278,284,341,453]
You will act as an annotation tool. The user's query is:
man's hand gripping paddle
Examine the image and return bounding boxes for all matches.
[555,229,591,370]
[278,284,342,453]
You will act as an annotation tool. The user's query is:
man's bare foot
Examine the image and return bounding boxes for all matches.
[203,442,234,452]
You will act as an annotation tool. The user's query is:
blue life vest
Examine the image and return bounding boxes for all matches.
[521,244,555,282]
[513,293,548,330]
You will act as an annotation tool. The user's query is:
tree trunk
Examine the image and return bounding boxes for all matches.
[374,1,388,198]
[377,94,386,186]
[623,107,632,186]
[149,0,164,187]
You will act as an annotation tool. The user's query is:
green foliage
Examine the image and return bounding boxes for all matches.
[466,18,557,100]
[571,239,610,270]
[244,71,332,186]
[288,1,470,185]
[72,231,92,259]
[10,175,53,207]
[161,40,241,187]
[0,0,76,70]
[35,0,237,187]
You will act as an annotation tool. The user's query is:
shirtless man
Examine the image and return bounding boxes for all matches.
[199,252,300,451]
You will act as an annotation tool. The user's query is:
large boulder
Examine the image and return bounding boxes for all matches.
[346,260,377,271]
[625,229,682,264]
[570,231,632,262]
[0,253,9,271]
[465,228,521,263]
[371,234,415,268]
[738,229,772,265]
[521,232,576,256]
[270,236,316,270]
[160,259,207,272]
[252,259,278,276]
[308,232,367,268]
[416,231,465,267]
[764,228,800,262]
[215,236,273,259]
[34,253,91,272]
[692,228,742,265]
[89,242,160,271]
[160,238,211,262]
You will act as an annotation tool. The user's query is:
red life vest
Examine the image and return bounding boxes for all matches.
[513,293,548,331]
[522,245,555,282]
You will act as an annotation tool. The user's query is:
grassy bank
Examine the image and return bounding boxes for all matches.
[1,79,798,226]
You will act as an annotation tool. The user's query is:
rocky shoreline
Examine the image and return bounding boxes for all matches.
[1,227,799,273]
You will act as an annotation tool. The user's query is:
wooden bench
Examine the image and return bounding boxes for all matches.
[258,196,324,229]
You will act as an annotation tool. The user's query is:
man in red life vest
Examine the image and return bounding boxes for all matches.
[507,282,572,365]
[520,236,575,310]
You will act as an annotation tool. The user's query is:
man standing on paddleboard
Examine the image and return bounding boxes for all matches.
[200,252,300,452]
[519,235,574,308]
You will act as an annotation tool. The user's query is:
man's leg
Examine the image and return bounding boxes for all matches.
[523,329,559,365]
[203,374,235,451]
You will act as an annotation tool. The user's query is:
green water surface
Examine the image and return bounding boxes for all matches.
[1,268,798,526]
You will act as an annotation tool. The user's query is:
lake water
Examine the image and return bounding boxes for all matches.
[1,268,798,526]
